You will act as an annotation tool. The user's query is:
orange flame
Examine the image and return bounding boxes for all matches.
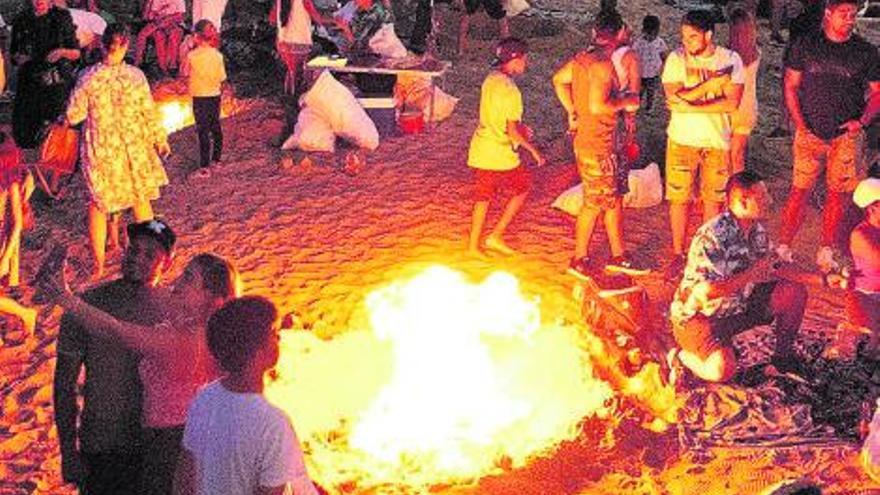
[266,265,616,493]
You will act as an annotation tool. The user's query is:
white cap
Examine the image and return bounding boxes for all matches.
[854,178,880,208]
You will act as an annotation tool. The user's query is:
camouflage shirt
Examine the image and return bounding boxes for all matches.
[670,212,771,324]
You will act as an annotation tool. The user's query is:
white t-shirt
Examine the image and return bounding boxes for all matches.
[730,54,760,134]
[467,71,523,171]
[661,46,745,150]
[193,0,228,31]
[632,36,668,79]
[277,0,313,45]
[68,8,107,48]
[182,381,320,495]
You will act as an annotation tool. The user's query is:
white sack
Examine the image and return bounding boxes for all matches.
[302,71,379,150]
[282,106,336,152]
[394,74,459,122]
[368,23,408,59]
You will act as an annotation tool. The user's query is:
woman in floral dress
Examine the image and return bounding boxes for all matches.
[65,23,170,278]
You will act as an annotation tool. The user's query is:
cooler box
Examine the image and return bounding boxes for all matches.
[359,97,400,138]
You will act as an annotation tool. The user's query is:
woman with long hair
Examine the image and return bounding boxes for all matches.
[727,7,760,173]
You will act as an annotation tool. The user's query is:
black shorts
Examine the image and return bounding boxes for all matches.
[465,0,506,19]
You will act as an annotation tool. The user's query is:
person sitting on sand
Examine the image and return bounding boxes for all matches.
[173,296,321,495]
[40,248,239,495]
[669,171,809,383]
[133,0,186,76]
[467,37,544,256]
[845,172,880,359]
[53,219,174,493]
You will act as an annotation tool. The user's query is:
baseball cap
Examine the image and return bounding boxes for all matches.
[853,177,880,208]
[127,219,177,254]
[491,38,528,67]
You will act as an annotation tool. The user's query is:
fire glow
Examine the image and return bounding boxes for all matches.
[265,265,617,493]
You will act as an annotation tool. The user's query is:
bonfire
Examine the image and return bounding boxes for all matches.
[264,265,678,494]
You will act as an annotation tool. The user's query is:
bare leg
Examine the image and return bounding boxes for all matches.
[823,191,847,249]
[88,203,107,278]
[154,30,169,73]
[499,17,510,38]
[730,133,749,173]
[702,200,722,224]
[107,212,121,252]
[603,203,625,258]
[575,206,601,259]
[488,192,526,242]
[166,28,182,70]
[669,201,690,255]
[0,296,37,334]
[134,23,159,66]
[779,186,808,245]
[458,14,470,55]
[468,200,489,254]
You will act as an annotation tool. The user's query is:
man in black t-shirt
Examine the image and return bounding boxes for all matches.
[53,220,176,494]
[777,0,880,274]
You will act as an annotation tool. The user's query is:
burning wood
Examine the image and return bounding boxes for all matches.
[151,80,249,134]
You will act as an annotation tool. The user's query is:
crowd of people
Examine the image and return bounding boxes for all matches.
[0,0,873,492]
[467,0,878,478]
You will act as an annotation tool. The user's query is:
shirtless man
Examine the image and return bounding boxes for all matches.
[553,9,644,279]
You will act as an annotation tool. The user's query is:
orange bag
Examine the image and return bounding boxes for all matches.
[39,124,79,174]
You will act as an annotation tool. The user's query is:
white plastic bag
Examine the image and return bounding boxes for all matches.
[552,162,663,216]
[302,71,380,150]
[623,162,662,208]
[282,106,336,152]
[503,0,530,17]
[368,23,408,59]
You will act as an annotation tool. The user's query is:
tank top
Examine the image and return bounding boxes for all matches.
[572,50,618,157]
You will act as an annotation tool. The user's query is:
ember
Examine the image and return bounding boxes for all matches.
[159,100,192,134]
[265,265,617,493]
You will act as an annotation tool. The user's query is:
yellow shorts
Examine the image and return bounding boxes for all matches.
[792,129,864,193]
[665,140,731,205]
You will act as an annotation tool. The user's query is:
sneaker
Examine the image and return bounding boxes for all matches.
[664,254,687,283]
[605,253,652,276]
[567,256,599,281]
[774,243,794,263]
[767,126,791,139]
[816,246,841,274]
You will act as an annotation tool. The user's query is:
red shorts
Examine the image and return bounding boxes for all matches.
[473,167,531,201]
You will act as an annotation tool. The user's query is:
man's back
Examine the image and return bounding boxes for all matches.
[56,278,165,453]
[571,48,619,154]
[183,381,317,495]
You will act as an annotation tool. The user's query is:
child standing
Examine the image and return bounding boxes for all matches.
[631,15,667,113]
[467,38,544,256]
[174,296,321,495]
[181,19,226,177]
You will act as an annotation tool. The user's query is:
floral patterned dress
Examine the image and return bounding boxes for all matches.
[66,62,169,213]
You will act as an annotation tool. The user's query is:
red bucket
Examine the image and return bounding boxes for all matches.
[398,110,425,135]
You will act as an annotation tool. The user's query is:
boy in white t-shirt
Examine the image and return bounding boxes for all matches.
[660,10,744,281]
[181,19,226,176]
[632,15,667,113]
[467,38,544,256]
[175,296,320,495]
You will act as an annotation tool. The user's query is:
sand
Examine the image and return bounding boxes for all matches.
[0,0,879,493]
